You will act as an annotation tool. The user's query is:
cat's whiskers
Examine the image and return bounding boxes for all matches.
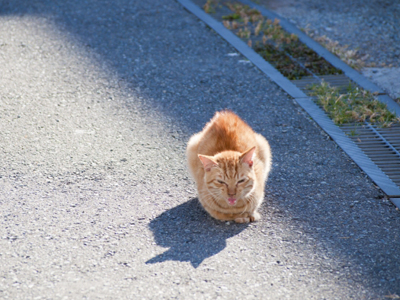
[208,188,221,200]
[202,192,220,206]
[186,110,272,223]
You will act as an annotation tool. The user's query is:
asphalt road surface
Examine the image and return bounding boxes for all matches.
[1,0,399,299]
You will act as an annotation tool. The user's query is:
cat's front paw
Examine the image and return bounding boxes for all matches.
[234,217,250,223]
[234,211,260,223]
[249,211,260,222]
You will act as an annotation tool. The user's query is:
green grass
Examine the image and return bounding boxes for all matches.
[203,0,219,13]
[254,43,308,79]
[218,2,342,78]
[225,3,263,23]
[348,129,358,136]
[222,13,241,20]
[308,82,400,127]
[203,1,398,128]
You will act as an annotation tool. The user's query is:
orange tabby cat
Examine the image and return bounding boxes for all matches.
[186,110,272,223]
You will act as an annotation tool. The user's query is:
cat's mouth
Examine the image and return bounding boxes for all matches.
[228,198,237,206]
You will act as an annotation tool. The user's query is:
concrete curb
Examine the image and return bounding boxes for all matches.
[176,0,400,205]
[239,0,400,117]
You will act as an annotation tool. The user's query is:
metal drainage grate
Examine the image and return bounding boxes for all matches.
[177,0,400,206]
[291,75,352,94]
[341,123,400,190]
[292,76,400,196]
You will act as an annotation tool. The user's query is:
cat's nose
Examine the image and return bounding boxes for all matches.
[228,189,236,197]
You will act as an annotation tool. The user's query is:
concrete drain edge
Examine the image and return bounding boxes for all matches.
[176,0,400,208]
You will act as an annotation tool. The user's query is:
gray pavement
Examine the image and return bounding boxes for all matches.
[257,0,400,68]
[256,0,400,100]
[0,0,399,299]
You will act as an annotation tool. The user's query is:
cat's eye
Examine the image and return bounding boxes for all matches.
[237,179,246,184]
[217,180,226,185]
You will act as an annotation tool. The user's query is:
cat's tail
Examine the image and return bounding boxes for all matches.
[255,133,272,183]
[186,132,203,183]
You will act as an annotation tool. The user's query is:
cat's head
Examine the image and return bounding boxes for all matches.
[198,147,256,206]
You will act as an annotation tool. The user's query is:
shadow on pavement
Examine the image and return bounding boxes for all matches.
[2,0,400,294]
[146,198,248,268]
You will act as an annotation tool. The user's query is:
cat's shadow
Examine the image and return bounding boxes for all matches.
[146,198,248,268]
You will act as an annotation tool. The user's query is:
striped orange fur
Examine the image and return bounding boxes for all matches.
[186,110,272,223]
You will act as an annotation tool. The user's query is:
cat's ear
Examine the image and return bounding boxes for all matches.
[240,147,256,168]
[198,155,218,172]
